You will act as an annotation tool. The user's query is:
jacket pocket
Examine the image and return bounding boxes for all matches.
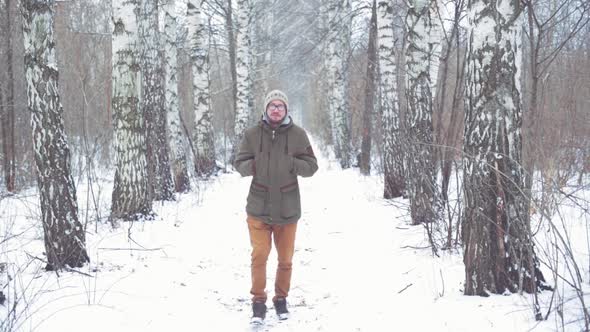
[280,181,300,219]
[247,182,268,216]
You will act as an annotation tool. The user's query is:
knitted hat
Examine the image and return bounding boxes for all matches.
[263,90,289,114]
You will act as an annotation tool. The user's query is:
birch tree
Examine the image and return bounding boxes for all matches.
[187,0,216,177]
[140,0,174,201]
[462,0,546,295]
[405,0,440,224]
[163,0,190,192]
[111,0,152,220]
[232,0,252,154]
[22,0,89,269]
[326,0,352,169]
[428,2,442,100]
[226,0,238,120]
[377,0,405,198]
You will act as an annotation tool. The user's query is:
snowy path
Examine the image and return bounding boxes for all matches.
[13,148,546,332]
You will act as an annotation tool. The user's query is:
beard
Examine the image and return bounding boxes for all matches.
[269,117,284,126]
[266,112,286,127]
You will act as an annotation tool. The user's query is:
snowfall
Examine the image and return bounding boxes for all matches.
[1,138,588,332]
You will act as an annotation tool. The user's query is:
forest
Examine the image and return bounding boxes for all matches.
[0,0,589,331]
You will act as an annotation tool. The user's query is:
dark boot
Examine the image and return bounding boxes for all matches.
[273,297,289,320]
[251,301,267,323]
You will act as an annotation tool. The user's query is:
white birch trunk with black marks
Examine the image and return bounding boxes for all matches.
[140,0,174,201]
[187,0,216,177]
[377,0,405,198]
[429,2,442,100]
[111,0,152,220]
[163,0,190,192]
[226,0,238,120]
[232,0,252,159]
[405,0,441,225]
[462,0,545,295]
[22,0,89,269]
[326,0,352,169]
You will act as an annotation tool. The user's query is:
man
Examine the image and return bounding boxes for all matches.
[234,90,318,323]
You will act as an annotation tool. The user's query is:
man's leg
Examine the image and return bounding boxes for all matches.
[272,222,297,301]
[247,216,272,303]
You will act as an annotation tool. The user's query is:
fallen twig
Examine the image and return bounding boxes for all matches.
[400,245,431,250]
[398,283,413,294]
[98,247,163,252]
[25,254,93,277]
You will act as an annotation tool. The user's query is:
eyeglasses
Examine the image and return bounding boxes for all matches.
[267,103,286,111]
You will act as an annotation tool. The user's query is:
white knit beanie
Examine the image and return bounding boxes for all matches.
[263,90,289,113]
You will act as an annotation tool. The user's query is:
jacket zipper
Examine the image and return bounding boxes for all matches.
[268,130,275,220]
[268,130,274,178]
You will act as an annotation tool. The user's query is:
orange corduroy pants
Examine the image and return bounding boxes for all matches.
[247,215,298,303]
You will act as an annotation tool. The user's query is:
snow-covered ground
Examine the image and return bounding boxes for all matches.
[0,141,588,332]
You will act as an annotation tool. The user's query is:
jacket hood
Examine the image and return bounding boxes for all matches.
[261,114,293,131]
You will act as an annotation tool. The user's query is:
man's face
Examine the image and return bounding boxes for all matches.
[266,99,287,125]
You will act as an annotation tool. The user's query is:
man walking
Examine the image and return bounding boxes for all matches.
[234,90,318,323]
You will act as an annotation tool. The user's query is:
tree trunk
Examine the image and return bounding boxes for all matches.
[428,2,442,102]
[360,0,378,175]
[326,0,352,169]
[111,0,152,220]
[227,0,238,124]
[377,0,405,198]
[318,1,332,146]
[405,0,440,225]
[163,0,191,192]
[233,0,252,156]
[462,0,545,295]
[187,0,216,177]
[22,0,89,270]
[140,0,174,201]
[1,0,16,193]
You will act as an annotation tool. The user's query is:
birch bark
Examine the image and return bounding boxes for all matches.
[377,0,405,198]
[187,0,216,177]
[22,0,89,269]
[405,0,440,224]
[111,0,153,220]
[164,0,190,191]
[326,0,352,169]
[462,0,545,295]
[232,0,253,157]
[140,0,174,201]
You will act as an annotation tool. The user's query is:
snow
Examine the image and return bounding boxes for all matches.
[0,139,587,331]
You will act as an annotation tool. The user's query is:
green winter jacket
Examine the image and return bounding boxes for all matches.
[234,117,318,224]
